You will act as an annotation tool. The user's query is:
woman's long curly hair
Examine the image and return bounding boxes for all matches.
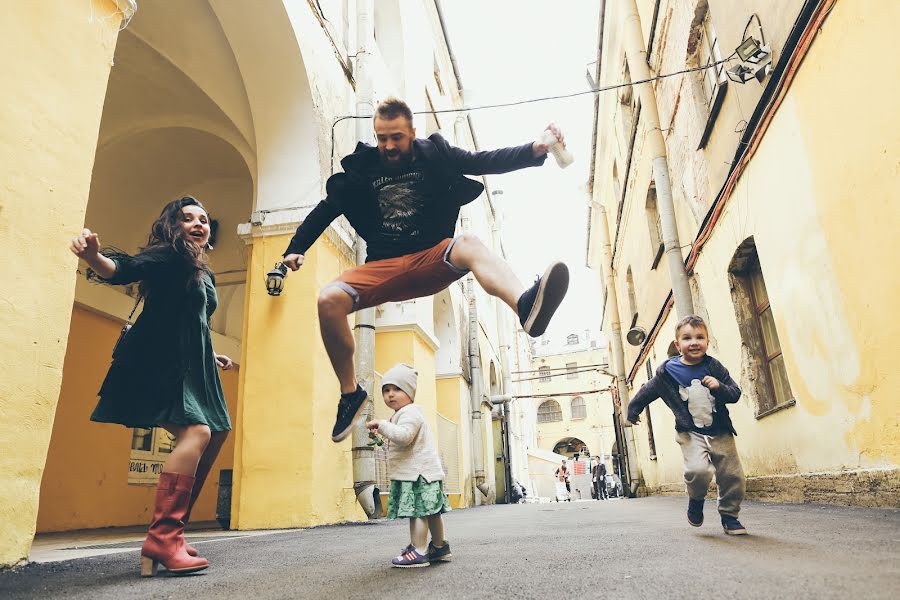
[88,197,213,297]
[139,196,211,290]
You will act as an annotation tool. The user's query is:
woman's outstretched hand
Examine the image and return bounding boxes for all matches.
[70,228,101,260]
[71,228,116,278]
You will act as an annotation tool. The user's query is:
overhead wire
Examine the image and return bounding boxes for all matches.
[328,52,739,174]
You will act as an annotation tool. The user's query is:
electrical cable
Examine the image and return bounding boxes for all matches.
[328,52,738,174]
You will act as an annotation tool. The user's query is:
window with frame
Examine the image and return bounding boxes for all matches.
[537,399,563,423]
[746,253,794,410]
[612,161,623,224]
[687,5,728,148]
[538,366,551,382]
[571,396,587,420]
[619,61,636,137]
[566,362,578,380]
[645,184,664,269]
[626,267,638,328]
[728,239,795,417]
[567,334,579,345]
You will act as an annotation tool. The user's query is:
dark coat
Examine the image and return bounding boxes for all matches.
[283,133,545,261]
[89,247,231,431]
[626,355,742,435]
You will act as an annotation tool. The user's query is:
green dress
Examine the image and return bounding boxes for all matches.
[90,247,231,432]
[387,476,451,519]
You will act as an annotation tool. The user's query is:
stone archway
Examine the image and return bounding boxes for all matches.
[38,14,257,533]
[553,437,591,459]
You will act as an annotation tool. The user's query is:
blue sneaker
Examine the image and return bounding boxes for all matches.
[687,498,704,527]
[721,515,748,535]
[391,545,430,568]
[427,540,452,562]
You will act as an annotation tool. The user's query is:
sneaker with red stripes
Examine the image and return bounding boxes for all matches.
[391,545,430,568]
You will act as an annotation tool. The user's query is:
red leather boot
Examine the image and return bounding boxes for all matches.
[182,462,213,557]
[140,472,209,577]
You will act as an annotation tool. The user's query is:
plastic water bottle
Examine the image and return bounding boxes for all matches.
[541,129,574,169]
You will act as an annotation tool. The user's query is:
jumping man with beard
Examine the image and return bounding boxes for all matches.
[282,98,570,442]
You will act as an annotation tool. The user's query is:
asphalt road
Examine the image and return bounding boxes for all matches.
[2,497,898,599]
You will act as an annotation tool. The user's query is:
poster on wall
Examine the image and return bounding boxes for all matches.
[128,427,176,486]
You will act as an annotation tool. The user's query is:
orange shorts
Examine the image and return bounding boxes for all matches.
[328,237,469,312]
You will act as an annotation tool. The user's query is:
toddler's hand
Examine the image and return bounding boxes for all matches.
[366,420,379,432]
[701,376,720,390]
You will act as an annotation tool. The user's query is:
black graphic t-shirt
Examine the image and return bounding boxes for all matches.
[371,169,429,242]
[360,164,459,261]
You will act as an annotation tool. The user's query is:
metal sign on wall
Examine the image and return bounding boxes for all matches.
[128,427,175,485]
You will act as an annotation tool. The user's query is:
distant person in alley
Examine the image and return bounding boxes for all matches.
[367,363,451,568]
[281,97,570,446]
[627,315,748,535]
[555,459,572,502]
[592,457,608,500]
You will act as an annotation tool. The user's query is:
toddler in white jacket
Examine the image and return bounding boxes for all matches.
[367,363,452,568]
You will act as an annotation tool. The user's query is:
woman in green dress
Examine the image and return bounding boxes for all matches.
[70,197,233,577]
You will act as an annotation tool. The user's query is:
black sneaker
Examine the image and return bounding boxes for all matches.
[426,540,452,562]
[518,262,569,337]
[331,385,367,443]
[687,498,704,527]
[721,515,748,536]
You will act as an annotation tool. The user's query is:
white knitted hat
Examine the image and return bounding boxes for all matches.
[381,363,418,401]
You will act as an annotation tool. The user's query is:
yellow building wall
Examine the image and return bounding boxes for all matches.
[626,1,900,489]
[532,349,615,459]
[0,0,122,566]
[436,375,472,509]
[36,307,239,532]
[231,233,362,529]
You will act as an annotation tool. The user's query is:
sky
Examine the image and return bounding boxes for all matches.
[441,1,604,344]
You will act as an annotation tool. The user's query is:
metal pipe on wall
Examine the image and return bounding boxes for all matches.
[621,0,695,319]
[595,201,642,494]
[351,0,380,519]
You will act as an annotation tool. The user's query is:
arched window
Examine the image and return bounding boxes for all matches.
[571,397,586,420]
[567,333,579,345]
[537,400,563,423]
[626,266,638,327]
[646,183,663,269]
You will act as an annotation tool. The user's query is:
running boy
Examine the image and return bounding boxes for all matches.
[627,315,748,535]
[367,363,452,567]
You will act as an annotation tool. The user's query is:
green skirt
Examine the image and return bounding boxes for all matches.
[387,476,452,519]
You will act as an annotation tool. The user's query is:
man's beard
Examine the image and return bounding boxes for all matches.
[379,148,414,170]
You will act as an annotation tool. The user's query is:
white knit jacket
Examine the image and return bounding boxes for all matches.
[376,404,445,482]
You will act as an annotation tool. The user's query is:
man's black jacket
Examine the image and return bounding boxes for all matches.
[283,133,545,262]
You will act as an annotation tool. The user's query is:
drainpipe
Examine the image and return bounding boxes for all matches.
[351,0,380,519]
[493,212,516,498]
[595,201,642,495]
[467,271,490,501]
[622,0,694,318]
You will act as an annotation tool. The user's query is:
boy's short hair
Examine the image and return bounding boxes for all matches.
[375,97,413,125]
[675,314,708,336]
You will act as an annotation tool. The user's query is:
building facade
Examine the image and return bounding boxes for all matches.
[526,332,615,498]
[1,0,516,567]
[587,0,899,505]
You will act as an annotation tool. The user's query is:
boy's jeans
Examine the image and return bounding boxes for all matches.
[676,432,746,518]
